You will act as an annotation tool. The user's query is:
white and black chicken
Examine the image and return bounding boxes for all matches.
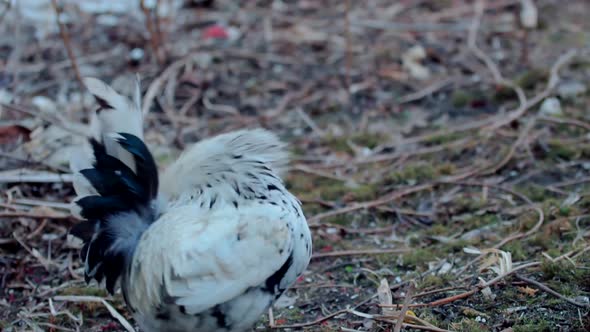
[69,77,312,332]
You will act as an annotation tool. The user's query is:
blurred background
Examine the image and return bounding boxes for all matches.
[1,0,589,331]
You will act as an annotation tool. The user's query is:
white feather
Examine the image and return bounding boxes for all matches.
[160,129,288,201]
[128,201,293,315]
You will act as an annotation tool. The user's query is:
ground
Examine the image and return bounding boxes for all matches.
[1,0,589,331]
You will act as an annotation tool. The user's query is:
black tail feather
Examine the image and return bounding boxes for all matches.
[72,133,158,294]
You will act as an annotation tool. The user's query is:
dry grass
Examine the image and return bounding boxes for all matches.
[1,0,589,331]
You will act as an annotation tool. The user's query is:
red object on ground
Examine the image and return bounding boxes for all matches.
[203,25,228,39]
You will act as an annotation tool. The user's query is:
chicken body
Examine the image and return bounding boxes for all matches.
[69,77,312,332]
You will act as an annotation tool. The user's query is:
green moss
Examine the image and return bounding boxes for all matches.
[388,163,436,185]
[503,241,528,261]
[440,239,473,253]
[517,209,542,232]
[351,132,387,149]
[513,319,551,332]
[290,145,307,157]
[494,85,518,102]
[514,185,552,202]
[282,307,305,321]
[541,260,590,286]
[401,248,437,267]
[450,318,490,332]
[451,90,472,108]
[417,274,453,290]
[323,135,353,153]
[349,184,379,201]
[515,69,549,90]
[547,139,579,160]
[426,224,448,236]
[414,311,444,329]
[453,195,488,213]
[558,205,571,216]
[436,162,456,176]
[61,286,107,297]
[324,215,352,226]
[322,132,387,153]
[425,132,465,145]
[465,213,500,229]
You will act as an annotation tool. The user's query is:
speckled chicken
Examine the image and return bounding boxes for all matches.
[69,77,312,332]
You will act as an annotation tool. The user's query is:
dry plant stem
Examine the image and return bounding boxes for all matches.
[480,117,537,175]
[344,0,352,90]
[308,183,433,224]
[516,275,590,308]
[140,0,165,65]
[0,211,70,219]
[397,77,455,104]
[469,0,526,111]
[388,322,450,332]
[426,0,518,21]
[538,115,590,131]
[312,248,410,259]
[468,0,578,131]
[50,0,83,86]
[382,262,541,309]
[414,286,467,298]
[270,295,376,329]
[1,103,87,136]
[393,283,414,332]
[442,180,544,274]
[53,295,135,332]
[376,316,451,332]
[142,55,194,114]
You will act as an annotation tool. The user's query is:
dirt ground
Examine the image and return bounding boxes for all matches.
[1,0,589,331]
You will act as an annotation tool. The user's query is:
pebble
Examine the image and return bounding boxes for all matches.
[539,97,562,116]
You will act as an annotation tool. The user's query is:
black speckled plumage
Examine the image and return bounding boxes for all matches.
[70,77,312,332]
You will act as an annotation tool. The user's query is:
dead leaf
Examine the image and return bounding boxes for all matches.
[517,286,538,296]
[377,278,396,316]
[402,45,430,80]
[0,125,31,144]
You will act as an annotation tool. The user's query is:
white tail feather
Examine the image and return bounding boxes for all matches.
[79,77,145,173]
[71,77,146,215]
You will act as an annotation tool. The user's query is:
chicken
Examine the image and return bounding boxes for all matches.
[69,77,312,332]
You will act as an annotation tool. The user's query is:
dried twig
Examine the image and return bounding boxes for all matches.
[393,283,414,332]
[50,0,83,86]
[309,183,434,224]
[312,248,410,259]
[382,262,541,308]
[270,295,375,329]
[0,169,72,183]
[140,0,165,65]
[53,295,135,332]
[516,275,590,308]
[397,78,455,104]
[468,0,577,130]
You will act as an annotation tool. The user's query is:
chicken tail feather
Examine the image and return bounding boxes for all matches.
[70,77,158,294]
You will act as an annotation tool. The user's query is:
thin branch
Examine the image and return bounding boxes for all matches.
[312,248,410,259]
[270,295,376,329]
[393,283,414,332]
[309,183,433,224]
[50,0,83,86]
[516,275,590,308]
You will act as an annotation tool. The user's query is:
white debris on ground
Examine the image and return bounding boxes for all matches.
[10,0,184,38]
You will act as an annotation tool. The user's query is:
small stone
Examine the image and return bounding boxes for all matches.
[539,97,562,116]
[129,48,145,61]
